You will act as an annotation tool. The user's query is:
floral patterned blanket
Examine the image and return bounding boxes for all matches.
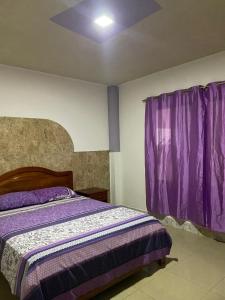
[0,196,172,300]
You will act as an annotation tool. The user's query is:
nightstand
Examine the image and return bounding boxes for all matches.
[76,187,108,202]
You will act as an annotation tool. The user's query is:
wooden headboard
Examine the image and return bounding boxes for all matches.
[0,167,73,196]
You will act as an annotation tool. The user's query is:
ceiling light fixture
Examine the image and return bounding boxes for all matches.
[94,15,114,28]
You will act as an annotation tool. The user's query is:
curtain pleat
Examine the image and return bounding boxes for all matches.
[203,83,225,231]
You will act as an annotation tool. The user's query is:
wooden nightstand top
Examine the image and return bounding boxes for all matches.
[76,187,108,195]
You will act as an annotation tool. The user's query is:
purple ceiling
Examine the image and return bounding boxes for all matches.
[51,0,161,43]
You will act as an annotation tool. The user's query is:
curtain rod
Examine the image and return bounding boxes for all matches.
[142,81,225,102]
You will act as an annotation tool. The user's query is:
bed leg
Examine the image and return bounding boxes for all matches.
[157,257,166,268]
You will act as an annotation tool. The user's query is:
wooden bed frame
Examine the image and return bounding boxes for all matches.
[0,166,165,299]
[0,167,73,196]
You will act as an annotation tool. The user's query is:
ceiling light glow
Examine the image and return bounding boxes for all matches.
[94,15,114,28]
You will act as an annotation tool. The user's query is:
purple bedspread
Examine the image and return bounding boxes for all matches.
[0,196,172,300]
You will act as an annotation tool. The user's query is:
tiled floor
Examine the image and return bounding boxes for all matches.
[1,226,225,300]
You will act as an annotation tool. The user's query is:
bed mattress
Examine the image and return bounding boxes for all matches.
[0,196,172,300]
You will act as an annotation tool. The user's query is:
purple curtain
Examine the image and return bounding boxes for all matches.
[145,82,225,232]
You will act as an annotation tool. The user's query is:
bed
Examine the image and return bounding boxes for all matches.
[0,167,172,300]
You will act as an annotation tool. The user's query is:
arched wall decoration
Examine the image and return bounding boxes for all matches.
[0,117,74,175]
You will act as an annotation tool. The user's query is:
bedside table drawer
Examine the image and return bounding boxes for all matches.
[91,191,108,202]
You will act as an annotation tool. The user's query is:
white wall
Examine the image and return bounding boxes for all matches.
[0,64,108,151]
[115,51,225,211]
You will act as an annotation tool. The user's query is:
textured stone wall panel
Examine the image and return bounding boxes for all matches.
[73,151,109,190]
[0,117,110,194]
[0,117,74,174]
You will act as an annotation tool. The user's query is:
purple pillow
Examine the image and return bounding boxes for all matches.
[33,187,76,203]
[0,187,76,211]
[0,191,38,211]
